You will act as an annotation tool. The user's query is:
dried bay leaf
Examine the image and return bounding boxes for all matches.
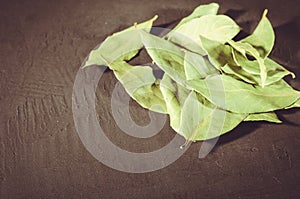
[83,15,158,68]
[188,74,300,113]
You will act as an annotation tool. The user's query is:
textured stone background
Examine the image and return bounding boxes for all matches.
[0,0,300,198]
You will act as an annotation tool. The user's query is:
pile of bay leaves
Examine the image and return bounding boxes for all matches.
[83,3,300,142]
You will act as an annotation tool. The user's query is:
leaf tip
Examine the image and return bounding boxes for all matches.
[263,9,268,18]
[291,72,296,79]
[151,15,159,22]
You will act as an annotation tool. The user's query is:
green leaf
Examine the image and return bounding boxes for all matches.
[285,98,300,109]
[222,64,257,84]
[228,40,267,87]
[231,49,259,75]
[83,15,158,68]
[140,30,188,87]
[179,91,246,141]
[160,74,187,131]
[229,50,295,86]
[240,10,275,58]
[111,61,167,113]
[188,74,300,113]
[202,38,293,87]
[190,15,241,43]
[166,31,207,55]
[264,58,295,85]
[168,15,240,56]
[172,3,219,31]
[184,50,218,80]
[244,112,282,123]
[200,36,236,70]
[159,73,192,131]
[165,3,219,55]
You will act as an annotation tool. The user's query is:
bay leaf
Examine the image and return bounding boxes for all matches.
[140,30,188,87]
[231,51,295,86]
[179,91,247,141]
[160,74,184,131]
[200,36,236,70]
[222,64,257,84]
[111,61,167,113]
[184,50,218,80]
[240,10,275,58]
[172,3,219,31]
[202,37,294,87]
[244,112,282,123]
[188,74,300,113]
[165,3,219,55]
[83,15,158,68]
[228,40,267,87]
[285,98,300,109]
[169,15,240,56]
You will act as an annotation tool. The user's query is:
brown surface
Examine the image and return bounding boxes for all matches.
[1,0,300,198]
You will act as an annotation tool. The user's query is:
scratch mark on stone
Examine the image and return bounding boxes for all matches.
[32,99,38,133]
[288,154,292,169]
[6,119,10,137]
[51,95,60,116]
[24,101,29,133]
[16,106,22,144]
[272,176,282,185]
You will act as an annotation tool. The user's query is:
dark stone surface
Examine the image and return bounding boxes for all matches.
[0,0,299,198]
